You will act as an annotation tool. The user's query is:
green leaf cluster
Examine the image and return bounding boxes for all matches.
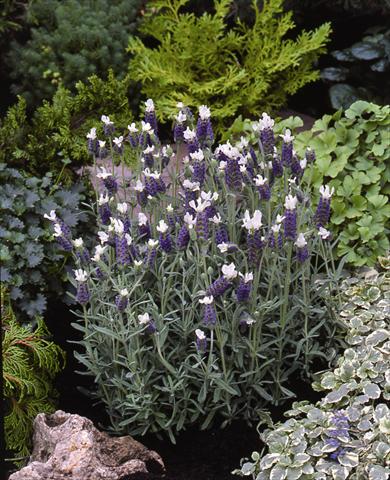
[7,0,142,108]
[294,101,390,267]
[0,70,136,181]
[234,265,390,479]
[127,0,331,135]
[2,287,65,465]
[0,163,92,320]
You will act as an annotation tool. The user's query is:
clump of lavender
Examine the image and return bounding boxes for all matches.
[243,210,263,264]
[236,273,253,302]
[174,110,187,142]
[157,220,173,253]
[315,185,334,228]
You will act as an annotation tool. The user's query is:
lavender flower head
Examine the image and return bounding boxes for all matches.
[72,237,90,263]
[195,328,207,352]
[142,145,155,169]
[177,212,196,249]
[199,296,216,326]
[98,192,111,225]
[139,121,154,148]
[174,110,187,142]
[144,99,158,136]
[138,312,156,334]
[254,174,271,201]
[280,129,294,167]
[127,122,139,147]
[183,127,200,153]
[134,180,147,207]
[207,263,238,297]
[113,218,131,265]
[115,288,129,312]
[210,213,229,246]
[74,269,90,305]
[113,136,124,155]
[243,210,263,264]
[196,105,213,145]
[315,184,334,227]
[97,140,108,159]
[189,197,211,241]
[294,233,309,263]
[157,219,173,253]
[284,194,298,241]
[138,212,151,240]
[236,272,253,302]
[86,127,98,155]
[101,115,114,136]
[52,221,73,252]
[318,226,332,241]
[257,113,275,156]
[190,149,206,186]
[144,239,158,268]
[97,167,118,196]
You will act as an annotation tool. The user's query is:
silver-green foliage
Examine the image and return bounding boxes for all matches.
[234,264,390,479]
[65,106,340,440]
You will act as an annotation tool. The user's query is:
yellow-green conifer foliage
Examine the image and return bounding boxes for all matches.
[2,289,65,464]
[128,0,331,134]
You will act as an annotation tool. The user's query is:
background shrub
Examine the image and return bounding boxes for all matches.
[2,287,65,464]
[58,104,342,441]
[0,71,136,181]
[7,0,143,108]
[0,164,92,320]
[294,101,390,267]
[128,0,331,135]
[234,263,390,479]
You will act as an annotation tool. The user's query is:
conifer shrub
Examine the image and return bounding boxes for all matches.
[0,71,136,181]
[2,287,65,465]
[127,0,331,135]
[49,101,343,440]
[7,0,143,107]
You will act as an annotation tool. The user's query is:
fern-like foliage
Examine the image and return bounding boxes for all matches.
[128,0,331,134]
[2,287,65,464]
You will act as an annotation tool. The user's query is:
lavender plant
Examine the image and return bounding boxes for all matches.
[48,101,342,440]
[234,265,390,479]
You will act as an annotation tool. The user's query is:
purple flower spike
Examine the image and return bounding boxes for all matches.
[115,235,131,265]
[115,289,129,312]
[138,212,151,241]
[144,240,158,268]
[305,147,316,164]
[195,329,207,353]
[315,185,334,227]
[258,113,275,155]
[280,129,294,166]
[127,123,139,147]
[195,211,209,242]
[144,99,158,136]
[177,224,190,250]
[236,273,253,302]
[86,128,98,155]
[157,220,173,253]
[272,153,283,178]
[138,312,157,334]
[199,296,216,327]
[52,221,73,251]
[56,235,73,252]
[284,195,298,241]
[196,105,213,145]
[143,145,155,169]
[295,233,309,263]
[101,115,115,136]
[174,110,187,142]
[254,175,271,201]
[216,225,228,245]
[74,269,90,305]
[207,263,237,297]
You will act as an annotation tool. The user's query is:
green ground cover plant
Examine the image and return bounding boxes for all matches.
[49,102,343,441]
[0,71,136,181]
[2,287,65,465]
[7,0,143,108]
[0,164,91,319]
[294,101,390,267]
[234,261,390,479]
[128,0,331,135]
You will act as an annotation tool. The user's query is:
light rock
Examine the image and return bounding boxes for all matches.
[9,410,164,480]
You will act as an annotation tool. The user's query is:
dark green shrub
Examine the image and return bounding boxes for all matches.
[7,0,143,107]
[128,0,331,135]
[0,164,92,319]
[0,71,136,180]
[294,101,390,267]
[2,287,65,465]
